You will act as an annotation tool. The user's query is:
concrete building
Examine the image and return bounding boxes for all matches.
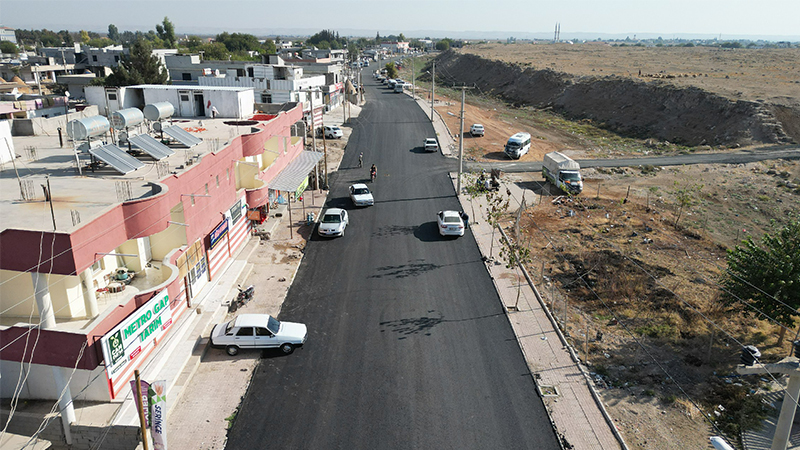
[0,27,17,44]
[85,84,255,119]
[380,41,410,54]
[0,102,318,441]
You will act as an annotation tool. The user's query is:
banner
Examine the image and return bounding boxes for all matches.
[130,379,150,427]
[149,380,168,450]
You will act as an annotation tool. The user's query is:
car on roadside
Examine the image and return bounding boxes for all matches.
[470,124,485,137]
[349,183,374,207]
[318,208,349,237]
[424,138,439,152]
[323,125,343,139]
[437,210,465,237]
[211,314,307,356]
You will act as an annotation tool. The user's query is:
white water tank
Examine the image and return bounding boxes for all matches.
[67,115,111,140]
[143,102,175,121]
[110,108,144,130]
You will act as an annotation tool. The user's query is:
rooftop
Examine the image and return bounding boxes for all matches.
[1,116,265,233]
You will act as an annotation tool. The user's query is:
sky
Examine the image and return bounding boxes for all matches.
[2,0,799,41]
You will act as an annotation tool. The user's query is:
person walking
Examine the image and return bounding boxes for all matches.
[460,211,469,229]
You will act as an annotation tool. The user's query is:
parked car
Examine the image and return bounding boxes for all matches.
[349,183,374,207]
[211,314,307,356]
[318,208,349,237]
[424,138,439,152]
[437,210,465,237]
[470,124,485,137]
[324,126,343,139]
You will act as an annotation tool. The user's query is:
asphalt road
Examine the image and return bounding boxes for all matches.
[225,70,561,449]
[467,145,800,173]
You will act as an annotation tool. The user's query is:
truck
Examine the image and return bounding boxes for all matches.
[542,152,583,195]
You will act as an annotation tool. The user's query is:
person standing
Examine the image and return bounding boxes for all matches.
[211,105,219,118]
[460,211,469,229]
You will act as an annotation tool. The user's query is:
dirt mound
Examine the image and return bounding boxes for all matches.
[433,50,795,147]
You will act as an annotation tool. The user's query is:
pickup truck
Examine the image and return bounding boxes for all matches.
[542,152,583,195]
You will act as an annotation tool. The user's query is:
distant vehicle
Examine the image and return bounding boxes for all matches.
[424,138,439,152]
[394,83,404,93]
[211,314,307,356]
[324,125,343,139]
[349,183,374,207]
[318,208,349,237]
[387,79,397,89]
[437,210,465,237]
[542,152,583,195]
[470,124,485,137]
[504,132,531,159]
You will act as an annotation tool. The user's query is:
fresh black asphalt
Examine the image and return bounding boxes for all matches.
[225,69,562,449]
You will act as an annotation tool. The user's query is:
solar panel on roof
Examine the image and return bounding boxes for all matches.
[163,125,202,148]
[89,144,145,174]
[128,134,175,160]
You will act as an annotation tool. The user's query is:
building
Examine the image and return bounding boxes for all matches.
[380,41,410,54]
[0,27,16,44]
[0,101,320,440]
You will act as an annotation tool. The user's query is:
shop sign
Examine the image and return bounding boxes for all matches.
[209,219,229,250]
[101,290,173,384]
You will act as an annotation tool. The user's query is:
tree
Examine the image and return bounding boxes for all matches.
[104,39,168,86]
[215,32,261,52]
[80,30,90,44]
[155,16,176,47]
[375,32,381,44]
[384,62,398,79]
[435,40,450,51]
[262,39,277,55]
[398,33,406,42]
[499,229,532,311]
[721,219,800,346]
[671,180,703,227]
[0,41,18,54]
[107,24,120,43]
[484,189,510,260]
[87,37,114,48]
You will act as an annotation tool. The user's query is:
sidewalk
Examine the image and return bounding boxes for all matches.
[452,172,625,450]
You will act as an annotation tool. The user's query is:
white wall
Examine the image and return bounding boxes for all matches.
[0,360,111,401]
[0,120,14,165]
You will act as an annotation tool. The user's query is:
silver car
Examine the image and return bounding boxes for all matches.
[437,210,465,237]
[349,183,374,207]
[318,208,349,237]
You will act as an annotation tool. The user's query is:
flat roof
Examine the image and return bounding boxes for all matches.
[128,84,254,92]
[0,117,263,233]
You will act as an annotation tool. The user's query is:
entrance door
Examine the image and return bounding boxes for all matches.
[194,93,205,117]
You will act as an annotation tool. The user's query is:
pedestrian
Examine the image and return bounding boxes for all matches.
[211,105,219,118]
[460,211,469,229]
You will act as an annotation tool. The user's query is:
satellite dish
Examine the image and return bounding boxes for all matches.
[153,122,162,132]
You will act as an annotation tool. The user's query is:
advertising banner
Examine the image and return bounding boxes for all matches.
[130,379,151,427]
[101,290,173,396]
[149,380,168,450]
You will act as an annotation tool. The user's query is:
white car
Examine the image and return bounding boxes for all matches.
[437,210,465,237]
[470,124,485,137]
[318,208,349,237]
[324,125,343,139]
[211,314,307,356]
[424,138,439,153]
[349,183,374,207]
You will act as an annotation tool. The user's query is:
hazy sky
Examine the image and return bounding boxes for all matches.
[2,0,799,40]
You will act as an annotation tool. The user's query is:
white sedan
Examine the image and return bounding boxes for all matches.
[437,210,465,237]
[318,208,349,237]
[211,314,307,356]
[424,138,439,152]
[349,183,374,207]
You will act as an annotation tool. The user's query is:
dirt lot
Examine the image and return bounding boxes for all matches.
[461,43,800,108]
[399,52,800,449]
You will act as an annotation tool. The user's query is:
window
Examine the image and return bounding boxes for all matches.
[180,93,190,101]
[182,73,192,81]
[191,195,195,206]
[92,55,98,62]
[230,200,242,225]
[261,93,272,103]
[91,260,104,273]
[226,168,230,180]
[236,327,254,336]
[107,92,117,101]
[236,68,245,77]
[215,175,219,187]
[256,327,272,336]
[114,56,119,63]
[205,183,209,195]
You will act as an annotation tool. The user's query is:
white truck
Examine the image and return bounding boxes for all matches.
[542,152,583,195]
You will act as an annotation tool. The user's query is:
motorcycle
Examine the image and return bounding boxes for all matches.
[228,284,255,312]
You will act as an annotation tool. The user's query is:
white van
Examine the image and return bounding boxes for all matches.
[504,132,531,159]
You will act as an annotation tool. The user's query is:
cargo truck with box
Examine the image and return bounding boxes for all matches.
[543,152,583,195]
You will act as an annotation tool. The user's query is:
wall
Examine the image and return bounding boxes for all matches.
[0,268,36,317]
[0,361,111,401]
[11,105,100,136]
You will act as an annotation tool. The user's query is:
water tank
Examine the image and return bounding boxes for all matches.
[110,108,144,130]
[143,102,175,121]
[67,115,111,140]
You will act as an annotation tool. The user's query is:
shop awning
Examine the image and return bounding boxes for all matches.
[267,151,324,192]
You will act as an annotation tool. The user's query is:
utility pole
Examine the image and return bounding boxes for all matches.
[320,97,329,190]
[134,370,150,450]
[309,88,318,189]
[430,61,435,123]
[455,85,474,194]
[411,55,415,100]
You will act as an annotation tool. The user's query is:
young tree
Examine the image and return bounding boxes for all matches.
[80,30,90,44]
[721,219,800,346]
[104,39,168,86]
[484,189,510,260]
[0,41,18,54]
[499,231,532,310]
[671,180,703,227]
[384,62,398,79]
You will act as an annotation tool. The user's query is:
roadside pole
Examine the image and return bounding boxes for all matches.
[456,86,474,194]
[430,61,435,123]
[134,370,150,450]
